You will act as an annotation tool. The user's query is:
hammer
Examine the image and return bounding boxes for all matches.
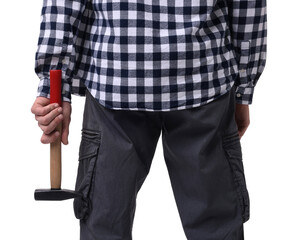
[34,70,82,201]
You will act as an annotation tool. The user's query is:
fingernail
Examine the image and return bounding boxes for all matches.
[58,107,62,113]
[54,104,59,108]
[58,114,63,120]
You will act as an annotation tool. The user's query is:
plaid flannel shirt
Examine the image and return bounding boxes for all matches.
[35,0,267,111]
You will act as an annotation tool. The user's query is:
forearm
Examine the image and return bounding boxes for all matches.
[34,0,87,102]
[228,0,267,104]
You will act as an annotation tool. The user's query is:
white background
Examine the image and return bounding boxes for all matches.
[0,1,299,239]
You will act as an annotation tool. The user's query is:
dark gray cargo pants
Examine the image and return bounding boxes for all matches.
[73,85,250,240]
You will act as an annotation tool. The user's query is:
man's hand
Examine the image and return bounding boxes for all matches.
[235,104,250,139]
[31,97,71,144]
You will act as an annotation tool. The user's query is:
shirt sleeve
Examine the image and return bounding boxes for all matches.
[227,0,267,104]
[34,0,87,103]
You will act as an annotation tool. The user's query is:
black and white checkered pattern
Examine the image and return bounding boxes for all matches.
[35,0,267,111]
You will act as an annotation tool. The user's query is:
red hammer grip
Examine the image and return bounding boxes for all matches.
[50,70,62,106]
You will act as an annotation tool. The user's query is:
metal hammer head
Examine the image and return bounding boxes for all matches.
[34,188,82,201]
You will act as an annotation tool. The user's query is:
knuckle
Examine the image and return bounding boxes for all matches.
[32,106,39,115]
[44,127,52,135]
[38,124,45,132]
[41,116,49,125]
[40,136,47,144]
[40,119,46,125]
[41,108,47,116]
[31,106,35,114]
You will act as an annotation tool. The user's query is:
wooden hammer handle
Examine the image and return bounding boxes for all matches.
[49,70,62,190]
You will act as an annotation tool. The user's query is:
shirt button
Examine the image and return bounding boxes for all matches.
[240,69,246,73]
[236,93,242,98]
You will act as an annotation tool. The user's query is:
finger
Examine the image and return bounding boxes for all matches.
[38,114,63,135]
[31,97,50,114]
[40,131,60,144]
[32,102,59,116]
[35,107,63,125]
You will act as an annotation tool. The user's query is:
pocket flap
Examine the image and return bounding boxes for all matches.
[79,139,99,161]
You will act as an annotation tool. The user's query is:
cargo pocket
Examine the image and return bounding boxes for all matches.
[73,129,101,220]
[222,131,250,223]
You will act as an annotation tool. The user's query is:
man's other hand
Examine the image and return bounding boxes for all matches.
[31,97,71,144]
[235,104,250,139]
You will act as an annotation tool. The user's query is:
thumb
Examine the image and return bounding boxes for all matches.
[61,118,70,145]
[61,102,71,145]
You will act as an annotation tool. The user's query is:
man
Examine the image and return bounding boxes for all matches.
[31,0,267,239]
